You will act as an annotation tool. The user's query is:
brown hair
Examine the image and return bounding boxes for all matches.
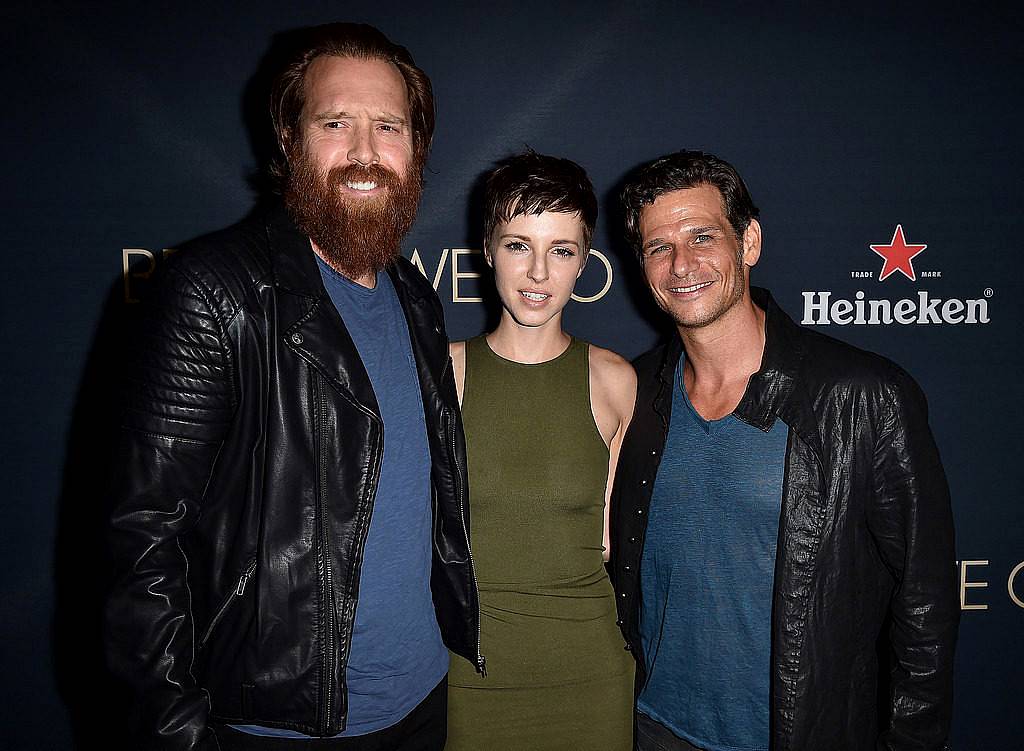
[483,152,598,257]
[620,150,759,259]
[269,23,435,179]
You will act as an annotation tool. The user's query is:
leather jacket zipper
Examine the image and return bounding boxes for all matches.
[314,377,337,736]
[197,557,257,651]
[446,406,486,676]
[311,371,385,735]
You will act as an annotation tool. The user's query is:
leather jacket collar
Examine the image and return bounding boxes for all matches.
[652,287,823,462]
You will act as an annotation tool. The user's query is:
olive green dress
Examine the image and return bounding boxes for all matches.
[446,336,634,750]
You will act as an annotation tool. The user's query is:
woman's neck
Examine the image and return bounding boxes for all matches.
[486,315,570,364]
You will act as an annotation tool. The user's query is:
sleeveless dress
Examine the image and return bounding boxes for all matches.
[446,336,634,750]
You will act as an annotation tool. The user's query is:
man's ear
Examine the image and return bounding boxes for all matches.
[281,126,301,163]
[483,243,494,268]
[742,219,762,268]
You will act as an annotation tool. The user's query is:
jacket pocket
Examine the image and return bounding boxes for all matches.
[197,556,257,652]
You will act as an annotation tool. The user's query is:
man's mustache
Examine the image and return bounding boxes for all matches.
[326,163,401,191]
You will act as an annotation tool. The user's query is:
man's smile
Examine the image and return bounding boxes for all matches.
[667,280,715,294]
[345,180,378,191]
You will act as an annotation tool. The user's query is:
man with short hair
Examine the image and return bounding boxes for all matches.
[611,150,958,751]
[106,23,482,751]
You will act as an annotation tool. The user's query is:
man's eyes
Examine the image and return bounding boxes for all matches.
[645,235,712,255]
[551,247,577,257]
[504,241,529,252]
[320,121,401,133]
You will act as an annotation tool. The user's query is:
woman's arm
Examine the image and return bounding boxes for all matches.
[449,340,467,406]
[588,345,638,562]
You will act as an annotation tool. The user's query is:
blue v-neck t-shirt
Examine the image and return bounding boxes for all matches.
[638,360,787,751]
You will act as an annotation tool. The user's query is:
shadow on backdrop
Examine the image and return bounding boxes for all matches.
[604,168,675,348]
[461,164,501,333]
[240,27,296,214]
[52,274,140,751]
[51,26,300,747]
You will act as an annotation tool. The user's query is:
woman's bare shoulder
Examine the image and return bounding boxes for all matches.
[587,343,637,417]
[588,344,636,388]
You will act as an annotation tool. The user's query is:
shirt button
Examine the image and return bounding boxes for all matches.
[637,508,643,515]
[290,332,304,345]
[651,450,657,456]
[641,479,647,485]
[624,565,631,571]
[620,591,627,598]
[629,537,636,543]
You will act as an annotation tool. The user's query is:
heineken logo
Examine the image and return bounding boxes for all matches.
[800,225,992,326]
[802,290,991,325]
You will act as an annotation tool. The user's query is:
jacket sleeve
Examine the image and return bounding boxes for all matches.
[105,263,237,751]
[867,368,959,751]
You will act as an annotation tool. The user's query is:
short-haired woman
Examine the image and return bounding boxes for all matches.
[445,153,636,750]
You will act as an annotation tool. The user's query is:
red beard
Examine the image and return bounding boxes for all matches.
[284,152,423,280]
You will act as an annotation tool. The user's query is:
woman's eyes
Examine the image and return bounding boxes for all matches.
[501,242,577,257]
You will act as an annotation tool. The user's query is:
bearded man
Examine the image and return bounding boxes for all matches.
[105,23,482,751]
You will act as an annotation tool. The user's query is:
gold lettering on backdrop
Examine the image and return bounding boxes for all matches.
[571,249,614,303]
[408,247,450,291]
[959,560,989,610]
[122,248,177,303]
[123,248,156,303]
[451,248,483,303]
[1008,561,1024,609]
[407,247,614,304]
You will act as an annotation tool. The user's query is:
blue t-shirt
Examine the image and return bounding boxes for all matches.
[638,360,787,751]
[234,259,446,738]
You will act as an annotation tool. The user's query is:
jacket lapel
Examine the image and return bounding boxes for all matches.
[266,204,380,417]
[735,287,823,463]
[653,336,683,431]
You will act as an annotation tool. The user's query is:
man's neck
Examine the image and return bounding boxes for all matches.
[311,240,377,289]
[678,294,767,421]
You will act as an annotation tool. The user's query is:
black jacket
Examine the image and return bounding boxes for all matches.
[106,205,482,750]
[611,288,958,751]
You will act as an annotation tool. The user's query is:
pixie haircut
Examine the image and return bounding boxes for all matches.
[483,152,598,256]
[269,22,435,179]
[620,150,759,258]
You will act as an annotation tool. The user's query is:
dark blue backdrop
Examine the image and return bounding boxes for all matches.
[3,2,1021,749]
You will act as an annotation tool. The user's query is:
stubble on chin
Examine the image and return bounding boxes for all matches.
[662,261,747,330]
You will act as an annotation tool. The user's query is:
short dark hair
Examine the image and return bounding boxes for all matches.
[620,150,759,257]
[269,23,434,179]
[483,152,598,256]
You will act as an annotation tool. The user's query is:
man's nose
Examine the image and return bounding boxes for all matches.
[347,126,379,167]
[670,245,698,277]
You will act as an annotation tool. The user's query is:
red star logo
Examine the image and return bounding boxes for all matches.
[870,224,927,282]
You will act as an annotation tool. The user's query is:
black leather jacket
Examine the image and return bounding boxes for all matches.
[106,205,482,750]
[611,288,958,751]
